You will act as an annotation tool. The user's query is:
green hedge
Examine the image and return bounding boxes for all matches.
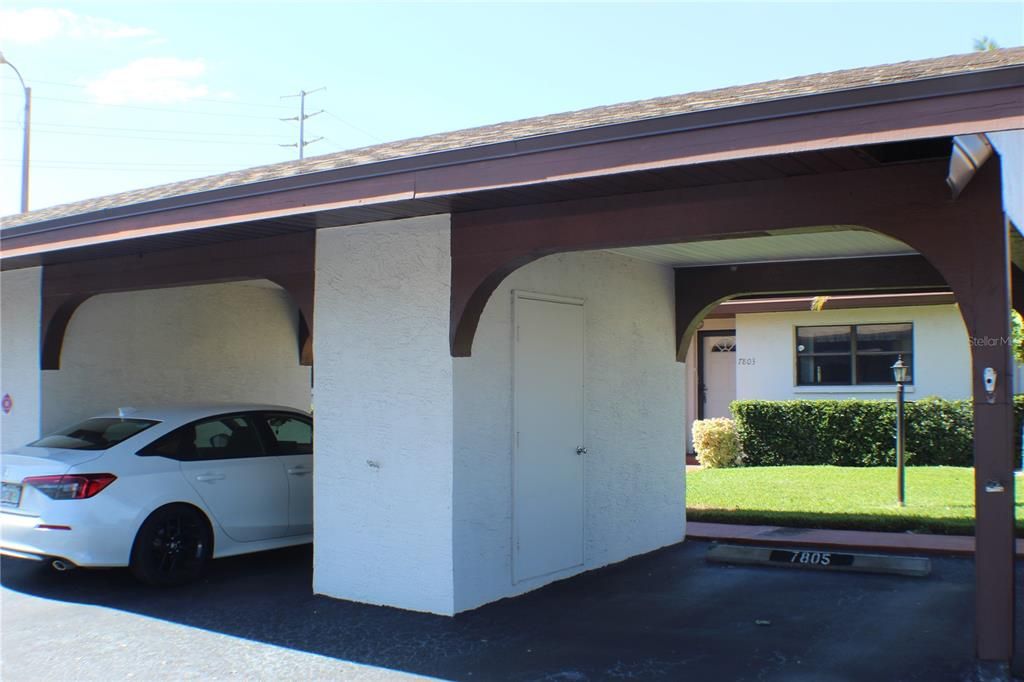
[731,396,1024,467]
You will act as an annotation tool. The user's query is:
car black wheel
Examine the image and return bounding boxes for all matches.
[130,504,212,586]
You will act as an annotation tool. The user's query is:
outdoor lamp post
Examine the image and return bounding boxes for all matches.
[0,51,31,213]
[892,355,909,507]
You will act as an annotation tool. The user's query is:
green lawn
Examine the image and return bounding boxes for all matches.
[686,466,1024,536]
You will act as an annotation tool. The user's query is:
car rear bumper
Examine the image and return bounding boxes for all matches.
[0,510,126,567]
[1,547,50,562]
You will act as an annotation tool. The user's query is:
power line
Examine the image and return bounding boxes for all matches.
[0,166,231,173]
[0,162,237,171]
[0,75,292,109]
[1,79,388,146]
[11,95,281,120]
[0,125,282,142]
[0,157,247,166]
[0,120,284,139]
[323,110,384,143]
[0,126,284,146]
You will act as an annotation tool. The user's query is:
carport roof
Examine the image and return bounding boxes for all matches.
[3,47,1024,232]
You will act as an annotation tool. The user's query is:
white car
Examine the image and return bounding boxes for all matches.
[1,404,313,585]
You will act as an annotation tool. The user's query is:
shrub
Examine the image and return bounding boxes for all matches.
[692,418,743,468]
[732,396,1024,467]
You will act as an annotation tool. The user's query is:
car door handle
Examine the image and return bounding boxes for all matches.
[195,473,225,482]
[287,466,312,476]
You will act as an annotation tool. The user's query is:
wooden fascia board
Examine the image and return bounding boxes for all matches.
[2,84,1022,261]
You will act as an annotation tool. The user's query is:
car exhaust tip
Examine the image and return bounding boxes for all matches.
[51,559,74,572]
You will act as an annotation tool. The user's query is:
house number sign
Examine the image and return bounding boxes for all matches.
[768,549,854,568]
[706,543,931,576]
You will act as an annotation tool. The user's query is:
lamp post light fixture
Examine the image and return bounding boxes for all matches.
[0,51,31,213]
[892,355,909,507]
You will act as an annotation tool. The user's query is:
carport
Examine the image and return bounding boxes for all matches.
[2,48,1023,668]
[0,234,313,440]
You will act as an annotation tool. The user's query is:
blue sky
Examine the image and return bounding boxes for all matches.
[1,1,1021,217]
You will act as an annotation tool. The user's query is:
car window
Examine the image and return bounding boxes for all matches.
[138,414,268,461]
[139,430,190,460]
[31,418,159,451]
[261,413,313,455]
[193,415,266,459]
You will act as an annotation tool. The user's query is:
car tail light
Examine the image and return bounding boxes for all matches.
[23,474,117,500]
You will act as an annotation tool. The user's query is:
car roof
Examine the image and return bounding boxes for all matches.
[91,403,310,423]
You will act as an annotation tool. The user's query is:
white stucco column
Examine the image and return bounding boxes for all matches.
[988,130,1023,231]
[0,267,42,450]
[313,215,455,615]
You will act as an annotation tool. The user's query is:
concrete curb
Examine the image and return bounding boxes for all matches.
[687,521,1024,558]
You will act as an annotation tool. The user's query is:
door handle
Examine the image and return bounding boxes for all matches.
[287,466,312,476]
[576,446,588,456]
[195,473,225,482]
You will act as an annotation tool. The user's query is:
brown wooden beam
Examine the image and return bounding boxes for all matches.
[673,255,946,361]
[40,232,314,370]
[951,163,1015,664]
[452,160,962,356]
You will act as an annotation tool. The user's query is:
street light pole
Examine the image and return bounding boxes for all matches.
[0,51,31,213]
[895,378,906,506]
[892,355,909,507]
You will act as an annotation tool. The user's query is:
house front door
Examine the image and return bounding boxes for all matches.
[513,292,585,584]
[700,332,737,420]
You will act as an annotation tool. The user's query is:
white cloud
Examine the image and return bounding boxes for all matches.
[0,8,155,45]
[86,58,209,105]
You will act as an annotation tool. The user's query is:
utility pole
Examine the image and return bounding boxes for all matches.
[280,87,324,160]
[0,52,31,212]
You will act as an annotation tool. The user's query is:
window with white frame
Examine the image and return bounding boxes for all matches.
[795,323,913,386]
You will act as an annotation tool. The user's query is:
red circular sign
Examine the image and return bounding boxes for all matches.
[2,394,12,415]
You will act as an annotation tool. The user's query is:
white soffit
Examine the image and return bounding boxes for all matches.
[606,228,915,267]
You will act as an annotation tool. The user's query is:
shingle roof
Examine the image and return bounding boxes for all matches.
[4,47,1023,229]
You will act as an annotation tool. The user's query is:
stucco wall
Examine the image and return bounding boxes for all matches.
[734,304,970,402]
[313,215,456,615]
[990,129,1023,230]
[42,281,311,432]
[453,250,685,612]
[1,267,42,450]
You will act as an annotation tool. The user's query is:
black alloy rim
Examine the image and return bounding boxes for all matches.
[149,514,205,575]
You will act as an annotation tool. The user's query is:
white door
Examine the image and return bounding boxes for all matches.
[259,412,314,536]
[513,293,585,583]
[179,414,291,542]
[701,334,737,419]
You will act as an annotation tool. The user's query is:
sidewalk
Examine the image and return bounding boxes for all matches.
[687,521,1024,557]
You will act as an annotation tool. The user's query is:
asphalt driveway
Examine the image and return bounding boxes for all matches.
[0,539,1014,681]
